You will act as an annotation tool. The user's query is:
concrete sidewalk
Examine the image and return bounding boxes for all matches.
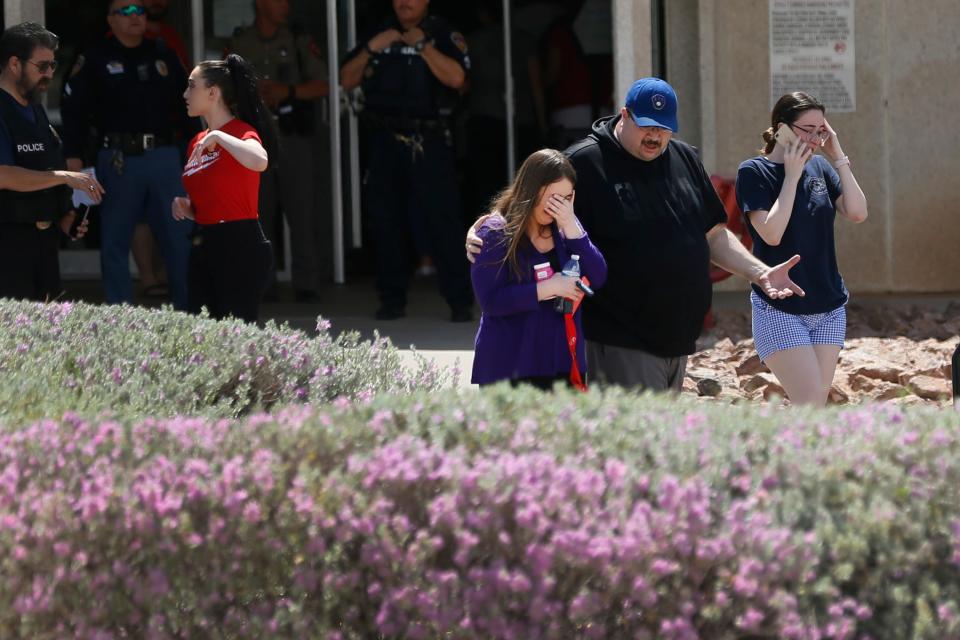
[259,278,480,387]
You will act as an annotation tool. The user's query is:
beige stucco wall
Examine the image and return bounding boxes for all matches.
[4,0,44,30]
[694,0,960,293]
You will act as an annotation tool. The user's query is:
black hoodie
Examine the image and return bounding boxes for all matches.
[565,115,727,357]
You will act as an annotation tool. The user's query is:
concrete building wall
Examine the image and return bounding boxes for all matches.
[613,0,653,108]
[4,0,43,27]
[665,0,702,150]
[885,1,960,291]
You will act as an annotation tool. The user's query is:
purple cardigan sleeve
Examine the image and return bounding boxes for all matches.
[470,224,541,317]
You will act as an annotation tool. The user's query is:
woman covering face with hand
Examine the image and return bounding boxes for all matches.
[175,54,277,322]
[470,148,607,390]
[736,91,868,406]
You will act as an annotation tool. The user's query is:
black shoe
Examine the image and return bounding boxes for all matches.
[375,305,406,321]
[294,289,321,304]
[450,306,474,323]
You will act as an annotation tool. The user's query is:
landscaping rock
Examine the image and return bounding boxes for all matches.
[687,304,958,406]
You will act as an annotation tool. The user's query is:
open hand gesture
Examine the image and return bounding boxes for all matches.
[758,254,806,299]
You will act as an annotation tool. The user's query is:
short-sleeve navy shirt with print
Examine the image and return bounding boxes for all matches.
[736,154,846,315]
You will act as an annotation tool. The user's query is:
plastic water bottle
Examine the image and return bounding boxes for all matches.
[554,255,582,314]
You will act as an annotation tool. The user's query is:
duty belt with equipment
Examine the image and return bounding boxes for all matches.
[363,113,449,136]
[103,132,173,175]
[363,114,449,162]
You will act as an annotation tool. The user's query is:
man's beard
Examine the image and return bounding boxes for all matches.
[17,76,47,103]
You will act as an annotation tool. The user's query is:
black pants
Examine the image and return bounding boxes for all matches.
[187,219,273,323]
[0,222,60,301]
[363,126,473,311]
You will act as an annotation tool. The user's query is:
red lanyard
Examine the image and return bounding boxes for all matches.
[564,276,590,392]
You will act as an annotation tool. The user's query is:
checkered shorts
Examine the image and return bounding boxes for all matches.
[750,291,846,361]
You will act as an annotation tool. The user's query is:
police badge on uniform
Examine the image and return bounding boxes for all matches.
[155,60,169,77]
[450,32,468,54]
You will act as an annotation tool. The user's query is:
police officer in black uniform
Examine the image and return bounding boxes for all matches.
[61,0,197,310]
[341,0,474,322]
[0,22,104,301]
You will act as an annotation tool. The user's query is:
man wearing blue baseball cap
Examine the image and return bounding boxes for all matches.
[468,77,804,392]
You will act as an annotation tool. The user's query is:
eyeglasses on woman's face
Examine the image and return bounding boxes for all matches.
[788,122,829,144]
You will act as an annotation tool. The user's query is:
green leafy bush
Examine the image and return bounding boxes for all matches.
[0,300,454,423]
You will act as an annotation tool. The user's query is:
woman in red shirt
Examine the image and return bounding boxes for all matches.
[173,54,277,322]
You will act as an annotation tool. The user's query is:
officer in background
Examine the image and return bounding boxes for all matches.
[61,0,197,310]
[229,0,329,304]
[341,0,474,322]
[144,0,189,69]
[0,22,104,301]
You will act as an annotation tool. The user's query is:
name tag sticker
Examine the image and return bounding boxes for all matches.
[106,61,124,75]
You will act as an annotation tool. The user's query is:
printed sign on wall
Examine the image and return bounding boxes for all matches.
[770,0,856,112]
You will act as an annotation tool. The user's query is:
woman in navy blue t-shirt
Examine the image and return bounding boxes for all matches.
[736,92,868,406]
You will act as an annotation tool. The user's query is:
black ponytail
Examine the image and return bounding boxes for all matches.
[198,54,279,165]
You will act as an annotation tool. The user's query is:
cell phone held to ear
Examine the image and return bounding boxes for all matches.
[774,123,798,147]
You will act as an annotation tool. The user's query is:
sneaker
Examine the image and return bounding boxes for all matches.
[375,305,406,321]
[450,306,474,323]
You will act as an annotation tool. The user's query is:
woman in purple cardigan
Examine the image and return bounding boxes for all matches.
[471,149,607,389]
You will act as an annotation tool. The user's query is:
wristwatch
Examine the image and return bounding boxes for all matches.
[413,39,427,53]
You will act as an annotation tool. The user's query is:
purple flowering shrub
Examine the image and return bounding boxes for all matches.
[0,300,453,422]
[2,385,959,638]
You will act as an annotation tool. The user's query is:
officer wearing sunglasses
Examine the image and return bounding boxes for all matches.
[0,22,104,301]
[60,0,199,310]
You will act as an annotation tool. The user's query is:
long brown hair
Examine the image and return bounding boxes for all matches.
[486,149,577,280]
[760,91,825,154]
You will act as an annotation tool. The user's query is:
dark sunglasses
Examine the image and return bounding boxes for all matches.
[110,4,146,16]
[25,59,58,73]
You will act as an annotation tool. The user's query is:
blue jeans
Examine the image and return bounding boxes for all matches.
[96,145,192,309]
